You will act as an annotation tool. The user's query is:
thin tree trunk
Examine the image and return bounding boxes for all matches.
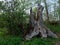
[59,0,60,21]
[44,0,49,22]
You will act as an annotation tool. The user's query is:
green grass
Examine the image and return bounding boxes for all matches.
[46,24,60,33]
[0,36,22,45]
[24,37,60,45]
[0,35,60,45]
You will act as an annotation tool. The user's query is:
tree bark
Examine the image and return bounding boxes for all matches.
[44,0,49,22]
[25,4,58,40]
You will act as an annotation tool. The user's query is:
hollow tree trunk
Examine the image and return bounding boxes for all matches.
[25,4,58,40]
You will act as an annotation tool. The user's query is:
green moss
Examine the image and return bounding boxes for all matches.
[32,7,38,13]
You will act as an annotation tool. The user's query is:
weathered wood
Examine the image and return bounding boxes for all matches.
[25,4,58,40]
[43,25,58,38]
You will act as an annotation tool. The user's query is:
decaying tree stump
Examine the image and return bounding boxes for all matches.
[25,4,58,40]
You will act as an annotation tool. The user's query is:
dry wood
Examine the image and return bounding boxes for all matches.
[25,4,58,40]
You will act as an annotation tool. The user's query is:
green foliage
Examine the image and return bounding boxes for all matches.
[0,28,7,36]
[5,11,27,35]
[0,0,30,35]
[44,22,60,33]
[32,7,38,13]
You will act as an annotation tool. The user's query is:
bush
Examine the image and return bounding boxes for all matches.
[0,10,28,35]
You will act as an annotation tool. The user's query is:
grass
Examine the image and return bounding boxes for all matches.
[46,23,60,33]
[0,23,60,45]
[0,35,60,45]
[0,36,22,45]
[24,37,60,45]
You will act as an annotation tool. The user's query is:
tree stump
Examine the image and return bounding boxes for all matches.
[25,4,58,40]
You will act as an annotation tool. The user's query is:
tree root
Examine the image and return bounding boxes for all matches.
[25,25,58,40]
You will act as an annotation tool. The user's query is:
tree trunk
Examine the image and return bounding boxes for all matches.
[25,4,58,40]
[44,0,49,22]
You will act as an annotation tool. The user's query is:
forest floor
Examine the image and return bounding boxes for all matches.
[0,23,60,45]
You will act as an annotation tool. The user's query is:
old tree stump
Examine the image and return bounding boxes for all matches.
[25,4,58,40]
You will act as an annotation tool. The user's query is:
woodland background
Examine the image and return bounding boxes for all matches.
[0,0,60,45]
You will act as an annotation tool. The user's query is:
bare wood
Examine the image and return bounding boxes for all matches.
[25,4,58,40]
